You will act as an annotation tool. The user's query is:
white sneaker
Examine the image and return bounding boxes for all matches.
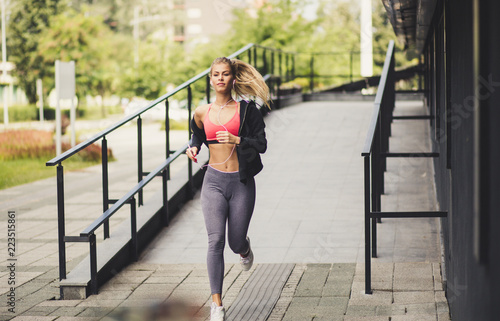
[210,302,225,321]
[240,237,254,271]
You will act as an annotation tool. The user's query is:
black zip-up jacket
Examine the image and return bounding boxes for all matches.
[190,100,267,184]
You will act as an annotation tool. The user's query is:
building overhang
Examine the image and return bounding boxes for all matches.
[381,0,437,54]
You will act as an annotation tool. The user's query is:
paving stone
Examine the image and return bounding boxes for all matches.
[10,316,58,321]
[98,282,139,292]
[432,263,443,290]
[76,307,114,318]
[288,296,320,308]
[37,299,82,307]
[434,290,447,303]
[128,283,176,299]
[375,304,406,316]
[294,265,330,297]
[322,280,352,297]
[391,315,437,321]
[343,317,390,321]
[281,305,315,321]
[311,305,345,321]
[405,303,437,315]
[436,301,449,314]
[20,306,59,316]
[329,263,356,278]
[48,306,86,317]
[348,291,393,307]
[346,304,377,317]
[393,277,434,291]
[126,263,160,271]
[318,296,348,310]
[393,291,435,304]
[77,300,122,308]
[56,317,101,321]
[144,275,187,284]
[84,290,132,301]
[438,312,451,321]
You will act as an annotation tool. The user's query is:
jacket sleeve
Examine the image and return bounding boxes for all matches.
[190,117,206,151]
[239,102,267,154]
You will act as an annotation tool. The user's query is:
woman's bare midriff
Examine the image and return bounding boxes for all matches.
[208,143,239,172]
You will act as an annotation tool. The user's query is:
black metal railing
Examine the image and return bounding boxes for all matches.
[361,40,448,294]
[46,43,301,295]
[250,45,400,93]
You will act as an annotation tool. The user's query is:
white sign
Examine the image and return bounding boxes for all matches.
[55,60,76,155]
[56,60,75,99]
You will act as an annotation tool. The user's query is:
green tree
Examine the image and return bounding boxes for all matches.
[118,40,168,100]
[220,0,315,52]
[37,9,130,113]
[8,0,66,104]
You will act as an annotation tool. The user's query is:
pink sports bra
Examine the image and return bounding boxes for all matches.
[204,103,240,142]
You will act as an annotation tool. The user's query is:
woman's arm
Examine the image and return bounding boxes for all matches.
[188,106,207,159]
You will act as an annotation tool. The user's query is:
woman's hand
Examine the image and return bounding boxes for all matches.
[186,146,199,163]
[216,131,241,144]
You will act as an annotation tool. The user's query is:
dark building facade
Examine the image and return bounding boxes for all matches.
[382,0,500,320]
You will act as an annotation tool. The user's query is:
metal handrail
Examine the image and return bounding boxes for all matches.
[361,40,395,156]
[80,143,188,237]
[361,40,447,296]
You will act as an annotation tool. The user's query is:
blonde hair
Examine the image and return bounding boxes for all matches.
[210,57,271,110]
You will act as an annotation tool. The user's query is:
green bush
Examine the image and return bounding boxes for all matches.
[0,129,114,161]
[0,104,123,122]
[280,77,309,90]
[0,105,39,122]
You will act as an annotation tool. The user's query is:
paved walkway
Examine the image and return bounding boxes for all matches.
[0,100,450,320]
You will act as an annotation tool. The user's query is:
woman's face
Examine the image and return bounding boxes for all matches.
[211,63,234,93]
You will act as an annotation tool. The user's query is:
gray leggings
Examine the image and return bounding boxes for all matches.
[201,166,256,295]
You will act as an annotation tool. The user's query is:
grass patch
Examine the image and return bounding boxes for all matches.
[0,129,114,190]
[0,158,99,190]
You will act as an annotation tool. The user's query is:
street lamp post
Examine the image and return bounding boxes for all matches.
[130,4,171,69]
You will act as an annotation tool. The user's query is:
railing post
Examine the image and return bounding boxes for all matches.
[130,197,138,261]
[263,49,268,75]
[248,48,252,64]
[271,51,275,76]
[277,77,282,109]
[102,137,110,239]
[57,164,66,283]
[89,233,97,295]
[279,52,282,78]
[162,169,169,226]
[292,55,295,79]
[187,85,193,198]
[165,99,171,180]
[364,156,372,295]
[286,54,289,82]
[137,116,143,206]
[380,94,388,191]
[371,121,380,258]
[310,55,314,93]
[253,45,257,68]
[350,51,353,83]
